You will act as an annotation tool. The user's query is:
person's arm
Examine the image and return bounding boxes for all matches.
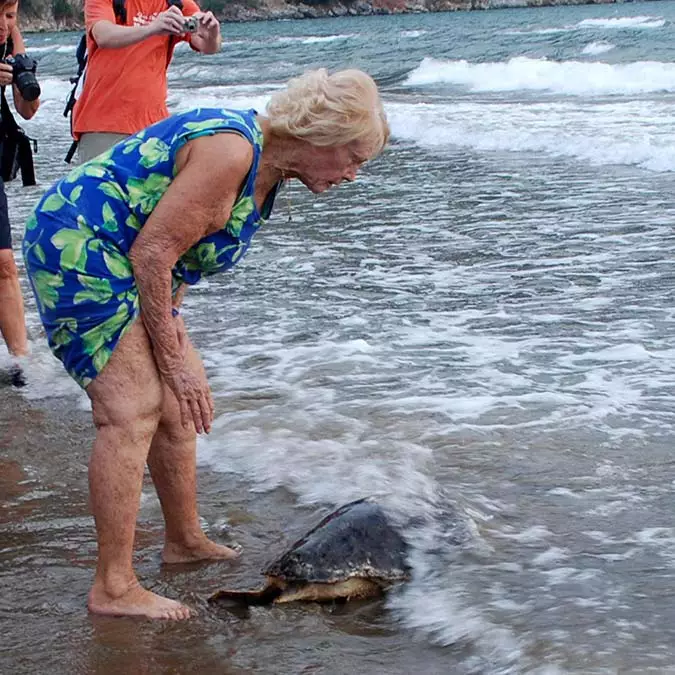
[182,1,221,54]
[128,133,253,432]
[91,5,187,49]
[8,27,39,120]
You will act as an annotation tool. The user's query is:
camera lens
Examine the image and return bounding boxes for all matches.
[16,73,40,101]
[10,55,40,102]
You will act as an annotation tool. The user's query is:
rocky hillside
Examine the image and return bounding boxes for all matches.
[19,0,630,31]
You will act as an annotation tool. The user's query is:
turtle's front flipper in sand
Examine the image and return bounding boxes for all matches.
[208,582,282,606]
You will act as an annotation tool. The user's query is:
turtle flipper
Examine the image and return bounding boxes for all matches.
[208,583,282,606]
[275,578,383,603]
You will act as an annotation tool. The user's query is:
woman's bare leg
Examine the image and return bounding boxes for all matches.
[147,338,240,563]
[86,319,191,620]
[0,250,28,357]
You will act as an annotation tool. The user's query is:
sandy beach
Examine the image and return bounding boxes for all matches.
[1,382,443,675]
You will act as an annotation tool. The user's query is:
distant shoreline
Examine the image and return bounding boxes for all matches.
[20,0,635,33]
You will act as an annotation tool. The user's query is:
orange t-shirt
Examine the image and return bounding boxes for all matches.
[72,0,199,138]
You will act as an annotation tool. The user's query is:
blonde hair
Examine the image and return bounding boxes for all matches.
[267,68,389,157]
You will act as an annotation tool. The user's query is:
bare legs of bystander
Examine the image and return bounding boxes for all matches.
[0,249,28,386]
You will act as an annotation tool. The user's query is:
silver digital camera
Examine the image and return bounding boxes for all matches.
[183,16,198,33]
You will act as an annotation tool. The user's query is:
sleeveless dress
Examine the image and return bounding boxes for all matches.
[23,108,278,388]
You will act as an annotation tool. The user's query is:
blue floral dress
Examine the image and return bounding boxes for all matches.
[23,108,277,388]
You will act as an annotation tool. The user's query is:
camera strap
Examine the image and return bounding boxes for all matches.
[0,86,37,186]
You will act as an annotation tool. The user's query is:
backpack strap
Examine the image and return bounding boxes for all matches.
[0,86,19,136]
[113,0,127,24]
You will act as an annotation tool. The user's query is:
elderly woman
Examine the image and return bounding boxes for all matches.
[23,68,388,620]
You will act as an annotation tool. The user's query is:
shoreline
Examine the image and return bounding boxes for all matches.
[19,0,635,33]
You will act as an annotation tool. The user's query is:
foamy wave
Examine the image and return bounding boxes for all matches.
[277,34,355,45]
[24,44,61,53]
[405,56,675,96]
[503,27,572,36]
[0,344,86,403]
[168,83,281,114]
[577,16,665,30]
[387,100,675,172]
[24,76,71,103]
[21,42,74,55]
[198,417,437,509]
[582,41,615,55]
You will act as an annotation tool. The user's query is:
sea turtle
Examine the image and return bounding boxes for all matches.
[208,498,410,605]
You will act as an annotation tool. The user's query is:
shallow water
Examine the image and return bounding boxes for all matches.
[3,1,675,672]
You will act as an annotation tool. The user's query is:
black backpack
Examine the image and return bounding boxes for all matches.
[63,0,128,163]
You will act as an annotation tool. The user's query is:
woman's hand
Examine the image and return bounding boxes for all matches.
[0,62,13,87]
[158,313,214,434]
[161,361,214,434]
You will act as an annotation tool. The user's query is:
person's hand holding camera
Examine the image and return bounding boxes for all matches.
[192,11,220,40]
[148,5,187,37]
[0,55,39,101]
[0,60,12,87]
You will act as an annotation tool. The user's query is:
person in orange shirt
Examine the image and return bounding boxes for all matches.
[73,0,221,163]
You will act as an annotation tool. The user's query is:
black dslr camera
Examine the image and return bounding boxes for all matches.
[3,54,40,102]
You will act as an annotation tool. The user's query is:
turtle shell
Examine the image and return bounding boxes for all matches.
[264,498,410,584]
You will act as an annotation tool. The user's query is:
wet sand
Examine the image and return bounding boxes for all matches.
[0,381,454,675]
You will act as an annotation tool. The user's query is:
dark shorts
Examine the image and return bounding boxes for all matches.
[0,179,10,250]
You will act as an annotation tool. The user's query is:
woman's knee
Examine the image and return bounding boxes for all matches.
[90,387,163,445]
[88,362,164,442]
[155,412,197,447]
[87,319,165,432]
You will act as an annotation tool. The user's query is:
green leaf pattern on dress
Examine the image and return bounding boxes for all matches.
[80,302,130,357]
[73,275,114,305]
[138,138,171,168]
[228,196,254,238]
[31,270,64,311]
[127,173,172,214]
[51,228,90,272]
[23,108,267,389]
[51,317,78,347]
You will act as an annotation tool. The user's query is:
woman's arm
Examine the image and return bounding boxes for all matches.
[128,132,253,430]
[9,27,39,120]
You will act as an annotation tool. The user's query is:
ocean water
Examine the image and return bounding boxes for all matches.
[3,1,675,672]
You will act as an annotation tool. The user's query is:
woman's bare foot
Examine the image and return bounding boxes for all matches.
[88,579,192,620]
[162,536,242,564]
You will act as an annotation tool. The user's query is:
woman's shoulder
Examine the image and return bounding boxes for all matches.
[173,107,261,137]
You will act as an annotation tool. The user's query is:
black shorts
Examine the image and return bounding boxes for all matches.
[0,178,10,250]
